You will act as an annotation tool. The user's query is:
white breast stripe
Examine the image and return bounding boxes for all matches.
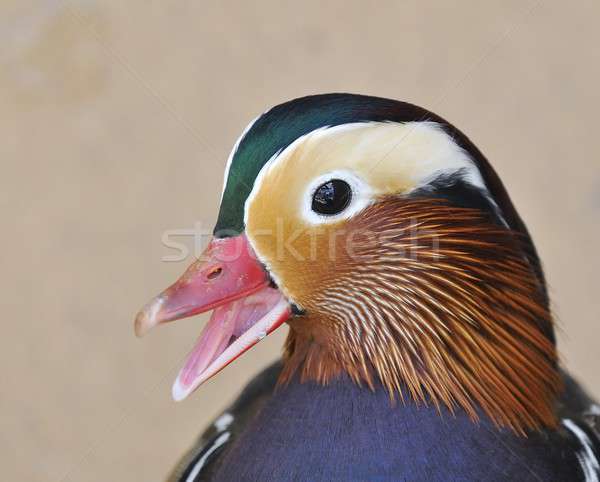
[588,404,600,417]
[185,432,231,482]
[214,412,234,432]
[563,419,600,482]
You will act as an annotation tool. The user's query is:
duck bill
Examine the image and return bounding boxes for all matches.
[134,234,291,401]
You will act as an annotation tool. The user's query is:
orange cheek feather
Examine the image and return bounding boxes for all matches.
[250,197,560,435]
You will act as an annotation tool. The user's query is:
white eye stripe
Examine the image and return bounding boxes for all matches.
[244,121,502,230]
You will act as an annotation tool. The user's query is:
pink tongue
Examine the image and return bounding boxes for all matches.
[180,301,239,386]
[179,288,283,388]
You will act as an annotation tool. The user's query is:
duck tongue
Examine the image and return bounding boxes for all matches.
[176,287,288,397]
[178,301,238,387]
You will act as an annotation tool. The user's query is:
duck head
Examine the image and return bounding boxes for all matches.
[135,94,560,433]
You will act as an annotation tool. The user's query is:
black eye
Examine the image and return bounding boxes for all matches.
[311,179,352,215]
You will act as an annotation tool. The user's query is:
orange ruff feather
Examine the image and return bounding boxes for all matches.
[279,198,560,434]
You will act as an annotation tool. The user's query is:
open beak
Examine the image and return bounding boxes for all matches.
[134,234,291,401]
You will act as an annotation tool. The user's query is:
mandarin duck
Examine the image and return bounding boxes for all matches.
[135,94,600,481]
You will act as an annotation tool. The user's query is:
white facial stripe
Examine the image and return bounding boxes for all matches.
[243,125,357,230]
[244,121,500,229]
[242,147,287,292]
[242,127,339,298]
[243,147,283,228]
[220,115,260,202]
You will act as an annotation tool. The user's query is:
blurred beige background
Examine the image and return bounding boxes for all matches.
[1,1,599,480]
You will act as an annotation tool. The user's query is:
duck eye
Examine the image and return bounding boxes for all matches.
[311,179,352,215]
